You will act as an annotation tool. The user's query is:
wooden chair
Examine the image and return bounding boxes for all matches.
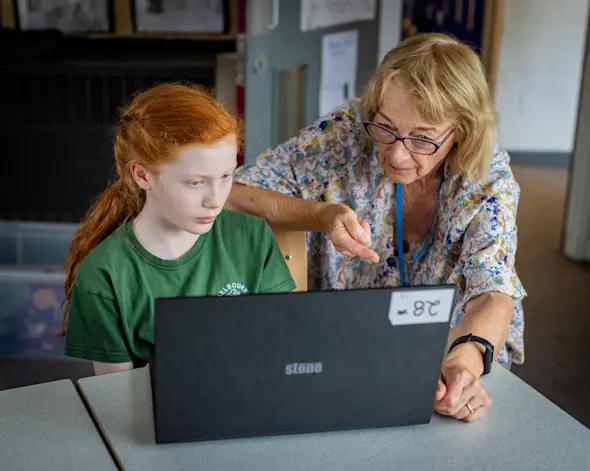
[273,231,307,292]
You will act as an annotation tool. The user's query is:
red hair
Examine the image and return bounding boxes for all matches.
[64,82,242,308]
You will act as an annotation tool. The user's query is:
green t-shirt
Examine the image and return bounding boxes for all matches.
[64,210,296,366]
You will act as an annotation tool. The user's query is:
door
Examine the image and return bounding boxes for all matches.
[400,0,503,95]
[243,0,381,164]
[563,9,590,262]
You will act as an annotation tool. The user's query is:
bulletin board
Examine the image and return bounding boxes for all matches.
[401,0,503,95]
[0,0,237,40]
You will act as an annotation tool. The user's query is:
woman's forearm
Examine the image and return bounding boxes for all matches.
[226,183,332,232]
[446,292,514,375]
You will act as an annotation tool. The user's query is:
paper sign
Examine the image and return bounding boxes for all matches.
[319,30,358,115]
[388,287,456,326]
[133,0,225,33]
[301,0,377,32]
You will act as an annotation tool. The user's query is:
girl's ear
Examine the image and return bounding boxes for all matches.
[130,162,151,190]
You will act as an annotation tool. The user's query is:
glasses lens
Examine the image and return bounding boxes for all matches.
[366,123,396,144]
[404,138,437,155]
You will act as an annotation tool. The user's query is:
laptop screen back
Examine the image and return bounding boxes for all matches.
[152,286,456,444]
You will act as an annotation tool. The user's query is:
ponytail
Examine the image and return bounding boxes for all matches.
[62,82,241,334]
[64,177,144,307]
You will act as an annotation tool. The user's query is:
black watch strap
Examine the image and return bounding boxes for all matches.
[448,333,494,375]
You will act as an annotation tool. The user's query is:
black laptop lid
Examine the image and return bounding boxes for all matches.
[152,286,456,444]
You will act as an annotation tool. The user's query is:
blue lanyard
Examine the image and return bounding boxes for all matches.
[396,179,443,287]
[396,183,406,286]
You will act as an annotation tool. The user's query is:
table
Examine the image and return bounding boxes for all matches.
[77,365,590,471]
[0,379,117,471]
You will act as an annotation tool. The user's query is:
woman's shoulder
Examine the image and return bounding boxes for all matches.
[232,99,374,201]
[441,147,521,231]
[487,147,520,189]
[308,99,365,135]
[300,99,364,143]
[449,147,521,202]
[268,99,369,162]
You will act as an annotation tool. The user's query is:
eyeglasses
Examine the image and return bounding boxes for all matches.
[363,122,454,156]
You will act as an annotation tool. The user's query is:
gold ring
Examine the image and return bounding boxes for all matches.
[466,402,474,415]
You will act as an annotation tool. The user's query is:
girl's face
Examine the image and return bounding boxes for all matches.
[134,137,238,235]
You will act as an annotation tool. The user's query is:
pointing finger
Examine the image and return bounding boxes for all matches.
[342,215,370,245]
[358,220,372,245]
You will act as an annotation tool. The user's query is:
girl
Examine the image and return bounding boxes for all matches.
[63,83,296,375]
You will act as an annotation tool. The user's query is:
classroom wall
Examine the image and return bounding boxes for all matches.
[378,0,403,63]
[494,0,589,165]
[215,53,238,113]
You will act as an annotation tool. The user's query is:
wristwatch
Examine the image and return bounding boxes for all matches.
[448,333,494,375]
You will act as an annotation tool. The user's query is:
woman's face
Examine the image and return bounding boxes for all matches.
[373,82,455,185]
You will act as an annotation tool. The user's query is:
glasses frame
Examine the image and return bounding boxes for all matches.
[363,122,454,156]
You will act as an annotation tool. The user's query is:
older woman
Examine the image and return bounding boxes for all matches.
[227,33,526,422]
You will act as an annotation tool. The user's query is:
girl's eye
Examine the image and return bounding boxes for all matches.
[187,181,204,187]
[221,173,232,180]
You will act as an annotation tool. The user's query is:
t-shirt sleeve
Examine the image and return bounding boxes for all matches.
[461,180,526,304]
[258,223,297,294]
[64,284,132,364]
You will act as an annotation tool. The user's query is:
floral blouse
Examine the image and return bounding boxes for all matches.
[233,100,526,366]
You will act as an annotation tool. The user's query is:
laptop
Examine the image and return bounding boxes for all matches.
[150,285,457,444]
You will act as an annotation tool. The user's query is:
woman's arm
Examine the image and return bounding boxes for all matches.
[434,164,525,421]
[227,184,378,262]
[93,361,134,376]
[229,102,380,260]
[434,292,513,421]
[226,184,330,232]
[452,159,526,369]
[445,292,514,376]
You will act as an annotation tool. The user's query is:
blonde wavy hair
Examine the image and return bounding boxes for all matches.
[359,33,497,182]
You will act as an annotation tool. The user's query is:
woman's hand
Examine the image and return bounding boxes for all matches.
[434,343,492,422]
[320,204,380,263]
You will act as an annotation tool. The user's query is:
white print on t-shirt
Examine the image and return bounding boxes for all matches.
[218,282,249,296]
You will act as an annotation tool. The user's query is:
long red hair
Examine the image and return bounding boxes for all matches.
[64,82,241,310]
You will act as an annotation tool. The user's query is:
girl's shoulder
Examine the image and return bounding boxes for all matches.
[73,226,132,294]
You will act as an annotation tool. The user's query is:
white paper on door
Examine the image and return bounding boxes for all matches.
[133,0,225,33]
[301,0,376,32]
[319,30,358,116]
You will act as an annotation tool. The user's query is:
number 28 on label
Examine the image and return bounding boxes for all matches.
[387,288,456,327]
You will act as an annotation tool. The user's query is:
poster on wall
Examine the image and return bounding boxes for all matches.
[132,0,225,34]
[16,0,112,33]
[319,30,358,116]
[301,0,376,32]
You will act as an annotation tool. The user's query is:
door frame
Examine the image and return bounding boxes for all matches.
[481,0,503,97]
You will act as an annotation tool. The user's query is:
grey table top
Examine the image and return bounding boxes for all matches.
[0,379,117,471]
[78,365,590,471]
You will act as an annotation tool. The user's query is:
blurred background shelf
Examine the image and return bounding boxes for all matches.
[1,0,238,40]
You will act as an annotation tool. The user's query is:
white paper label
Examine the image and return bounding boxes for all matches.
[301,0,377,32]
[388,288,456,326]
[319,30,358,116]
